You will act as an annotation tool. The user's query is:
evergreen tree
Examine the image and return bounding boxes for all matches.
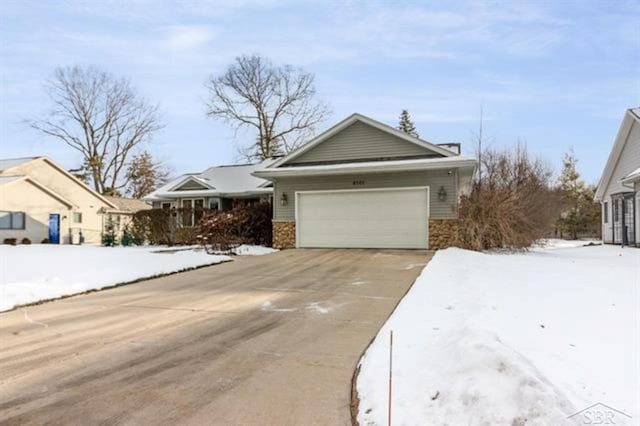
[398,109,419,137]
[556,149,598,239]
[125,151,170,199]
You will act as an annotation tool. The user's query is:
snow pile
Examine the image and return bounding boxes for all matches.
[231,245,278,256]
[357,245,639,426]
[0,245,231,312]
[531,238,600,251]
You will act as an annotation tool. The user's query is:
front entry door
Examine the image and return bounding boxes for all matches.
[49,214,60,244]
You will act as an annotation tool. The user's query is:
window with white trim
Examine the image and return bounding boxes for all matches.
[180,198,205,227]
[73,212,83,223]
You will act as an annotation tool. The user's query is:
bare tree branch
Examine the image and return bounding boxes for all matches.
[205,55,331,160]
[29,65,164,194]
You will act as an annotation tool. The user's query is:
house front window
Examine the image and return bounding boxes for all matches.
[603,202,608,223]
[180,198,205,227]
[73,212,83,223]
[161,202,172,210]
[106,214,121,233]
[182,199,193,227]
[0,211,25,230]
[194,199,205,224]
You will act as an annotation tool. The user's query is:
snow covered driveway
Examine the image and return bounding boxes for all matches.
[0,245,231,312]
[356,244,640,426]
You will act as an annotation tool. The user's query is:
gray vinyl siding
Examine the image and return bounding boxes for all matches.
[274,169,458,220]
[290,121,443,165]
[175,180,208,191]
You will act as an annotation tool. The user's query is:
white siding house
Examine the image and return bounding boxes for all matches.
[595,108,640,246]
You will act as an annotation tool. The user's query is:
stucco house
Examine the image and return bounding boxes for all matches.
[0,156,117,244]
[254,113,477,249]
[144,160,274,226]
[595,108,640,246]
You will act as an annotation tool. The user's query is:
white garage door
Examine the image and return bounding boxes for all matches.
[296,187,429,249]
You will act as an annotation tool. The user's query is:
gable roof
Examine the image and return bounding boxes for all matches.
[168,175,216,192]
[0,175,25,186]
[144,159,275,201]
[0,157,41,172]
[254,155,476,179]
[0,156,118,208]
[0,174,75,208]
[102,196,152,213]
[269,113,456,169]
[595,108,640,200]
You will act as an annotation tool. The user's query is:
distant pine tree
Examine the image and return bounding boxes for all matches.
[556,149,599,239]
[398,109,419,138]
[126,151,170,199]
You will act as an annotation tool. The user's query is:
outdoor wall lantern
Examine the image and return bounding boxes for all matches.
[438,186,447,201]
[280,193,288,206]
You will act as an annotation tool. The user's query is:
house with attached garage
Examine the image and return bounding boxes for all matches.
[0,156,119,244]
[253,113,477,249]
[595,108,640,246]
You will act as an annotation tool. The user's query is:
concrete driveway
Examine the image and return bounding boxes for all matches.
[0,249,432,426]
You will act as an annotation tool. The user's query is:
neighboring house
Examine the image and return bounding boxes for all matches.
[253,113,477,249]
[0,156,117,244]
[144,160,274,226]
[595,108,640,246]
[101,196,152,239]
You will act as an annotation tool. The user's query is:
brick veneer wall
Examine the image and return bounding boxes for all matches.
[273,220,296,249]
[428,219,460,250]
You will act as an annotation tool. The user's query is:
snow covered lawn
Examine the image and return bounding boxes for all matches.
[0,245,231,312]
[356,244,639,425]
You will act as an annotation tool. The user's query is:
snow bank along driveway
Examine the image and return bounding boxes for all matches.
[0,245,231,312]
[356,244,639,426]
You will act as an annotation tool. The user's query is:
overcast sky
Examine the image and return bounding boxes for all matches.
[1,0,638,183]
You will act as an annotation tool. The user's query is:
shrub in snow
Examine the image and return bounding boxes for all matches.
[456,145,561,250]
[102,231,117,247]
[198,202,272,252]
[131,208,204,245]
[3,238,17,246]
[20,238,31,245]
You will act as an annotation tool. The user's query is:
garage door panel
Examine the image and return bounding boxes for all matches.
[296,188,428,249]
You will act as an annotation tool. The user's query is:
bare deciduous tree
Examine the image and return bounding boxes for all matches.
[456,144,561,251]
[205,55,330,160]
[30,66,163,194]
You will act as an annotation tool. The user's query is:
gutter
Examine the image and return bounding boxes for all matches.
[148,189,273,199]
[253,158,477,179]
